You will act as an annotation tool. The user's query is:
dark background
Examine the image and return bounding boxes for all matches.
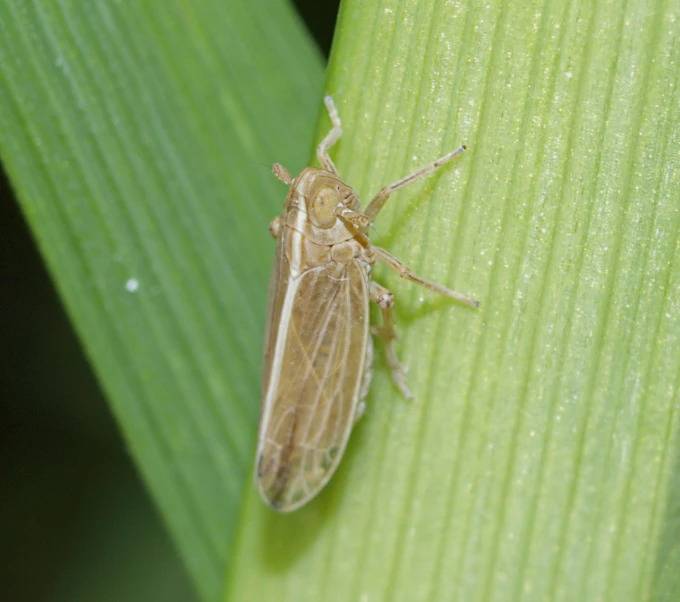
[0,2,339,600]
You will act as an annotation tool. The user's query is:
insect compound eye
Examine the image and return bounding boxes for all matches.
[310,185,340,228]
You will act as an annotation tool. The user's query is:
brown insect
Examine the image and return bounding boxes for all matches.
[256,96,478,512]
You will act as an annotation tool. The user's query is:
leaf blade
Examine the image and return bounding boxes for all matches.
[225,0,680,600]
[0,1,323,599]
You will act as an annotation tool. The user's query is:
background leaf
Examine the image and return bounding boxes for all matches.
[225,0,680,601]
[0,1,323,600]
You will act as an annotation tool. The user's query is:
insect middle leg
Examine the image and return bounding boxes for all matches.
[317,96,342,175]
[373,246,479,308]
[370,280,413,400]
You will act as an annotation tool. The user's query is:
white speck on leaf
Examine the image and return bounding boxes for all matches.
[125,278,139,292]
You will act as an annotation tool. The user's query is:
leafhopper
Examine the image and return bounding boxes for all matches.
[257,96,478,512]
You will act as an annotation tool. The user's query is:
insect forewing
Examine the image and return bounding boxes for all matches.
[258,245,370,512]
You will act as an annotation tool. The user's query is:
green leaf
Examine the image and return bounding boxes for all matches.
[0,1,322,600]
[225,0,680,601]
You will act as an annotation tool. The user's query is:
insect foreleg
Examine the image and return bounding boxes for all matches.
[268,216,281,238]
[334,206,370,231]
[372,246,479,308]
[363,145,467,222]
[370,280,412,400]
[317,96,343,175]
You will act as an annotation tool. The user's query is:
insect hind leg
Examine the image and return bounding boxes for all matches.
[317,96,342,175]
[354,336,374,424]
[370,281,413,400]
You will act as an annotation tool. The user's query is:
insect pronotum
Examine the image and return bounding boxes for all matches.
[256,96,478,512]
